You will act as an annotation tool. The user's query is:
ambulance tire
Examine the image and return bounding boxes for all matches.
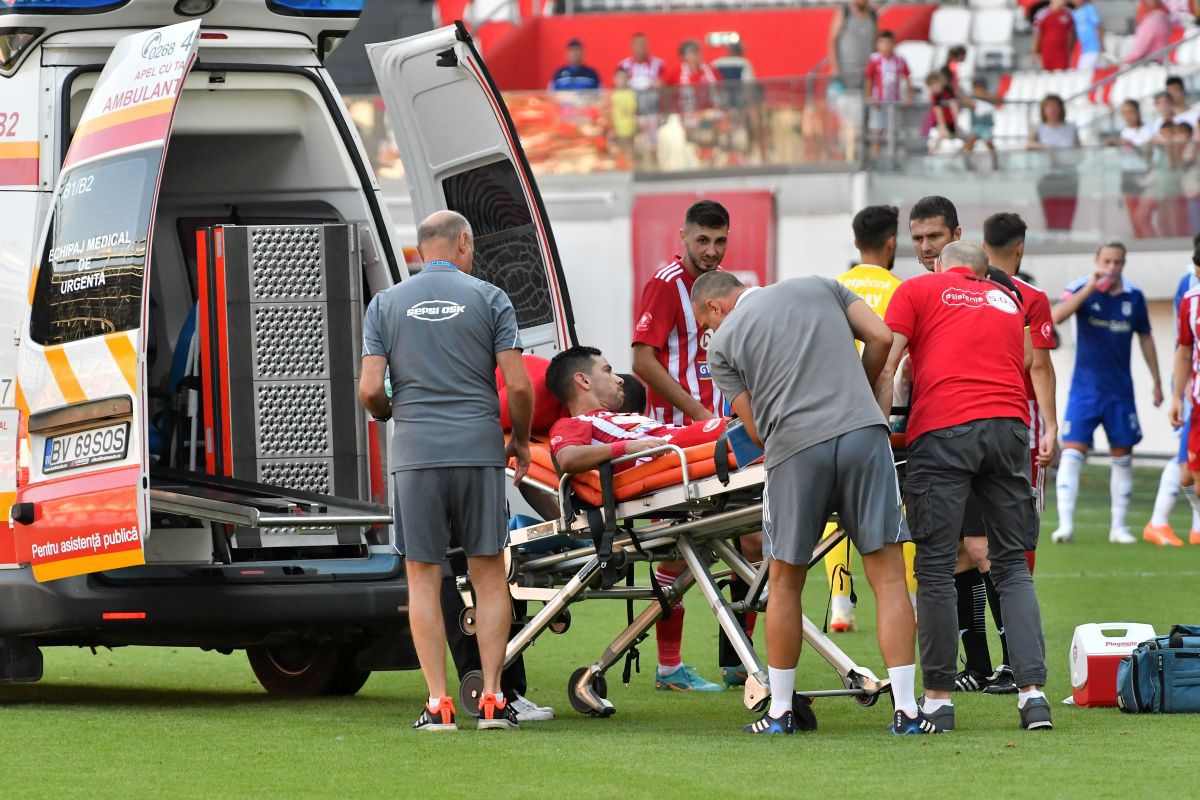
[246,644,371,697]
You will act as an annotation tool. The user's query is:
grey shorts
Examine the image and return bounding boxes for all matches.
[762,425,908,566]
[391,467,508,563]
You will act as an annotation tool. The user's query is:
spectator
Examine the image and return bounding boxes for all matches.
[1165,0,1200,29]
[1167,76,1199,127]
[549,39,601,92]
[1072,0,1104,72]
[1126,0,1172,64]
[713,43,762,162]
[1176,121,1200,234]
[962,77,999,170]
[618,32,665,92]
[1153,89,1177,134]
[828,0,878,89]
[667,40,721,117]
[1032,0,1075,72]
[864,31,913,157]
[609,67,638,165]
[940,44,968,84]
[1107,99,1156,237]
[713,41,756,82]
[1027,94,1080,231]
[922,72,958,152]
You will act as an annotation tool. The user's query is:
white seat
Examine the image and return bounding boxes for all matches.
[1174,36,1200,65]
[896,40,936,82]
[968,0,1010,8]
[993,105,1031,149]
[1005,71,1039,102]
[930,7,973,47]
[972,7,1015,70]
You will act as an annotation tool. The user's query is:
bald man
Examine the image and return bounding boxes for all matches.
[359,210,533,732]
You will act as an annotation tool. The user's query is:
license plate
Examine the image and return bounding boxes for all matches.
[43,422,130,474]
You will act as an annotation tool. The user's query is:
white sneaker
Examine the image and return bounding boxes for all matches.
[1108,527,1137,544]
[510,693,554,722]
[1050,528,1073,544]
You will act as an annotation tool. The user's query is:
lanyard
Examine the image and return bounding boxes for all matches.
[425,259,459,271]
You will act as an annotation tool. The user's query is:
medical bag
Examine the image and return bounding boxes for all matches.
[1117,625,1200,713]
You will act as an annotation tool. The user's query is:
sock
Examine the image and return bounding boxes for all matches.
[981,571,1010,667]
[1110,455,1134,532]
[888,664,918,716]
[1018,688,1046,709]
[1055,448,1085,533]
[428,695,442,709]
[1184,486,1200,531]
[1151,459,1181,525]
[654,567,685,674]
[955,568,992,676]
[768,666,796,717]
[922,696,952,712]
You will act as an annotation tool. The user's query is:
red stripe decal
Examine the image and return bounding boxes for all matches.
[0,158,38,186]
[63,113,172,169]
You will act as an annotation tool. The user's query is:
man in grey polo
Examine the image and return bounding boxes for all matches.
[359,210,533,732]
[692,271,933,736]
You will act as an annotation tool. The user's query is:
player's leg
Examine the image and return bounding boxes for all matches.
[1052,400,1097,543]
[1145,455,1181,542]
[1104,398,1146,544]
[823,521,857,632]
[955,495,993,690]
[1187,408,1200,544]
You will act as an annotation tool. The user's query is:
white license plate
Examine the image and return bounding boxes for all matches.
[43,422,130,474]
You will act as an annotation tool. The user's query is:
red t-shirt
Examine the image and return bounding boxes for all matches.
[1177,286,1200,404]
[885,267,1030,442]
[549,411,725,472]
[865,52,910,103]
[1035,7,1074,70]
[632,260,723,425]
[1014,275,1056,402]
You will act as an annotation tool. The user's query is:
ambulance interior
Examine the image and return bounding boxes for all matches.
[63,69,396,564]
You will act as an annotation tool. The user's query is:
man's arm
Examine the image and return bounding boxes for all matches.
[729,391,762,450]
[827,12,844,75]
[1139,330,1165,407]
[1051,277,1097,324]
[876,333,909,418]
[1029,347,1059,466]
[496,349,533,485]
[555,438,668,475]
[632,344,715,421]
[1171,344,1192,427]
[845,297,894,387]
[359,355,390,419]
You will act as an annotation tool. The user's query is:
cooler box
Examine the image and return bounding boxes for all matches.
[1070,622,1156,707]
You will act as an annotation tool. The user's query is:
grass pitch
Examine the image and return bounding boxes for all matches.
[4,464,1199,799]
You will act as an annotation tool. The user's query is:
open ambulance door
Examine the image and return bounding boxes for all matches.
[12,21,200,582]
[367,23,577,353]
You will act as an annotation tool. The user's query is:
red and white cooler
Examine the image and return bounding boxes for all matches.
[1069,622,1156,707]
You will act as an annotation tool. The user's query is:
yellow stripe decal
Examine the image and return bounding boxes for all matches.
[104,332,139,394]
[43,346,87,405]
[0,141,39,159]
[27,264,38,306]
[14,380,27,416]
[33,549,144,582]
[73,98,176,140]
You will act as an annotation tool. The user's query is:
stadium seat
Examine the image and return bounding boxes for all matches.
[968,0,1010,8]
[971,8,1015,70]
[929,7,972,48]
[896,39,936,82]
[1111,63,1168,108]
[993,104,1034,149]
[1175,35,1200,65]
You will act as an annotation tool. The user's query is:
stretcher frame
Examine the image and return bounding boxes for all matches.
[456,443,892,718]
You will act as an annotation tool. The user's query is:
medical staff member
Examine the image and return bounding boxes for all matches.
[883,240,1052,732]
[696,271,928,736]
[1171,252,1200,538]
[1051,241,1163,545]
[632,199,756,692]
[824,204,915,634]
[359,210,533,732]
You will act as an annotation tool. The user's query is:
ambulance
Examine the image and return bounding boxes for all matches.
[0,0,573,695]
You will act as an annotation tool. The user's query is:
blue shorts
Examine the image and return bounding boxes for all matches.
[1063,394,1142,449]
[1180,415,1192,464]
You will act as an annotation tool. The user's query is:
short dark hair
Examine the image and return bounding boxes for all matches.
[852,204,899,250]
[1168,75,1185,88]
[909,195,959,231]
[684,199,730,230]
[947,44,967,59]
[617,374,646,414]
[546,345,602,406]
[983,212,1027,250]
[877,30,895,41]
[1180,121,1195,135]
[1192,244,1200,267]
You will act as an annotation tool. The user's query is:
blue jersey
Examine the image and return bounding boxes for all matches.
[1175,269,1199,314]
[1064,277,1151,402]
[549,64,600,91]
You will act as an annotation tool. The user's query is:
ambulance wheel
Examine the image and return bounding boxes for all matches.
[459,606,477,637]
[567,666,609,716]
[460,670,484,718]
[247,644,370,697]
[549,609,571,635]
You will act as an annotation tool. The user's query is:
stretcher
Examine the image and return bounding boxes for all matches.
[454,413,899,720]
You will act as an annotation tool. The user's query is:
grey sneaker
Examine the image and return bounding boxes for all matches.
[1019,696,1053,730]
[918,695,955,732]
[510,693,554,722]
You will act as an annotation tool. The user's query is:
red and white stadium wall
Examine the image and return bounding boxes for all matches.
[441,3,937,91]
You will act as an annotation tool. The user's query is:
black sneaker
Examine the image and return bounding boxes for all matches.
[953,668,989,692]
[983,665,1018,695]
[743,709,796,735]
[918,695,955,732]
[477,692,519,730]
[891,708,940,735]
[412,697,458,732]
[1019,696,1053,730]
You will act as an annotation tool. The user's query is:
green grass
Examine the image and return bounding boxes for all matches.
[4,465,1200,799]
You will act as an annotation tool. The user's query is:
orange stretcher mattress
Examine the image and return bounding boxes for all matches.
[521,439,739,507]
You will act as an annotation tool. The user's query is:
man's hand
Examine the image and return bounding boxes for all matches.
[1170,396,1185,428]
[1038,424,1059,468]
[692,409,718,422]
[1153,383,1164,408]
[505,437,531,486]
[626,437,669,457]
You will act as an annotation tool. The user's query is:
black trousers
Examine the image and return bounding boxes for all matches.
[440,574,527,699]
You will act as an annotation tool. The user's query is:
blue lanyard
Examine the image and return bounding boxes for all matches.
[425,259,459,271]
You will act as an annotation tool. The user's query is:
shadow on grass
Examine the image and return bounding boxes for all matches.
[0,682,405,710]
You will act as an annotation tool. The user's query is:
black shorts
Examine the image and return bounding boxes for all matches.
[960,492,987,537]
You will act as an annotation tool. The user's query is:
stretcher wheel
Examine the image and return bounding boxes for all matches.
[459,606,477,637]
[549,609,571,635]
[567,666,610,717]
[460,670,484,719]
[855,690,881,708]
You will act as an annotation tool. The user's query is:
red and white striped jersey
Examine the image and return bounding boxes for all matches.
[1178,286,1200,403]
[549,411,725,471]
[632,260,723,425]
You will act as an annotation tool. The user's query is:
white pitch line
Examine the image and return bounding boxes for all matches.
[1034,570,1200,579]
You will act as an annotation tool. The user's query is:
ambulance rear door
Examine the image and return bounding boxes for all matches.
[13,20,200,582]
[366,23,576,354]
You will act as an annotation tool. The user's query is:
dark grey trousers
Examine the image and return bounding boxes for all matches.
[905,417,1048,691]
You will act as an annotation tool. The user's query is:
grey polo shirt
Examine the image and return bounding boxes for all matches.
[362,262,522,472]
[707,276,887,468]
